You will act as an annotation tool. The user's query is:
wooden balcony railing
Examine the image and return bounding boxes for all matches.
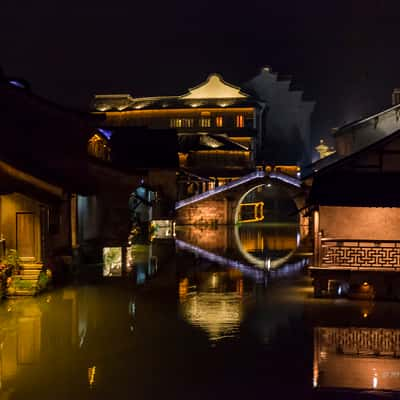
[317,238,400,270]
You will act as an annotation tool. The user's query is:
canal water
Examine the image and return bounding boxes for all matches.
[1,225,400,399]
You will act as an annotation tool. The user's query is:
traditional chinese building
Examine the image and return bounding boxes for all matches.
[0,72,96,290]
[307,99,400,299]
[92,74,262,191]
[91,69,315,198]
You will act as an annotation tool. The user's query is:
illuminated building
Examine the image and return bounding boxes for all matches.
[315,139,335,159]
[88,130,111,161]
[314,327,400,391]
[307,95,400,299]
[0,73,96,292]
[92,74,260,195]
[91,69,315,198]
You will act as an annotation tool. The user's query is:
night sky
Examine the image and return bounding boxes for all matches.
[2,0,400,144]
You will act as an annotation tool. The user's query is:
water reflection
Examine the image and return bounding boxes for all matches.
[179,269,250,341]
[0,299,42,393]
[127,244,158,285]
[314,327,400,391]
[2,235,400,399]
[176,224,300,270]
[238,224,299,260]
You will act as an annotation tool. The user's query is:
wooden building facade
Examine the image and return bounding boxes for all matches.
[308,102,400,299]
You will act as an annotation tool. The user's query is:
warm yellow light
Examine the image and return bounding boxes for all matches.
[179,278,189,301]
[236,114,244,128]
[373,375,378,389]
[181,74,248,99]
[363,313,368,318]
[363,282,369,286]
[238,202,264,223]
[88,366,96,388]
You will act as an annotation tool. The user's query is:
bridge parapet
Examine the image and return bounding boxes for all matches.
[175,170,305,225]
[175,170,302,210]
[175,171,265,210]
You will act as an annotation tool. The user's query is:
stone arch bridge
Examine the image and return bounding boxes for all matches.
[175,171,308,226]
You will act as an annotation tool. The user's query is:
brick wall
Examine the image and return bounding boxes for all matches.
[176,226,229,253]
[176,198,229,225]
[320,206,400,240]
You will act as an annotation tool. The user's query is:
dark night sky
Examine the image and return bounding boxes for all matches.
[2,0,400,145]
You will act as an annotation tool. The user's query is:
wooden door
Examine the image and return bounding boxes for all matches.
[16,212,36,261]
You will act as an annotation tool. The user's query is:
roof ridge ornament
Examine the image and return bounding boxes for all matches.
[181,73,249,99]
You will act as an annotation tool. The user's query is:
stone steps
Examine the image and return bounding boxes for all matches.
[7,263,44,297]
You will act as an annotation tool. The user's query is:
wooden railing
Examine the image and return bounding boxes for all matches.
[317,238,400,270]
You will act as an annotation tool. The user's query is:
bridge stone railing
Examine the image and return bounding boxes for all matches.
[175,171,265,209]
[320,238,400,270]
[175,170,302,210]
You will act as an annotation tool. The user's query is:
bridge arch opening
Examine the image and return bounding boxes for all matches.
[234,181,299,225]
[234,181,300,269]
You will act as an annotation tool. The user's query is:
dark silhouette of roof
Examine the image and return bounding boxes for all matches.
[110,127,178,170]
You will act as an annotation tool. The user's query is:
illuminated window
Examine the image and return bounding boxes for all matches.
[88,134,110,161]
[170,118,193,128]
[199,118,211,128]
[216,116,223,127]
[170,119,180,128]
[236,115,244,128]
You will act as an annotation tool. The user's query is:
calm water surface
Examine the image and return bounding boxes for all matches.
[1,226,400,399]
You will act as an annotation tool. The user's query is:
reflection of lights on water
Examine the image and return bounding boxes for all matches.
[315,328,400,391]
[265,258,271,271]
[129,300,136,317]
[313,376,318,388]
[176,239,264,280]
[88,366,96,388]
[211,273,217,288]
[313,364,318,388]
[176,239,307,282]
[179,278,189,300]
[180,291,243,341]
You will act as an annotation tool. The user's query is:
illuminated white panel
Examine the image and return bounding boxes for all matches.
[103,247,122,277]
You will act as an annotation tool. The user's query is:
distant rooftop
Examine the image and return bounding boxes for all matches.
[92,74,258,112]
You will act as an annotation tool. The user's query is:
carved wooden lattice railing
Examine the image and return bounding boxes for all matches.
[316,327,400,356]
[319,238,400,270]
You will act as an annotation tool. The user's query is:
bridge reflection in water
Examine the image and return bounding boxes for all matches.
[176,223,307,342]
[314,327,400,391]
[176,223,301,270]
